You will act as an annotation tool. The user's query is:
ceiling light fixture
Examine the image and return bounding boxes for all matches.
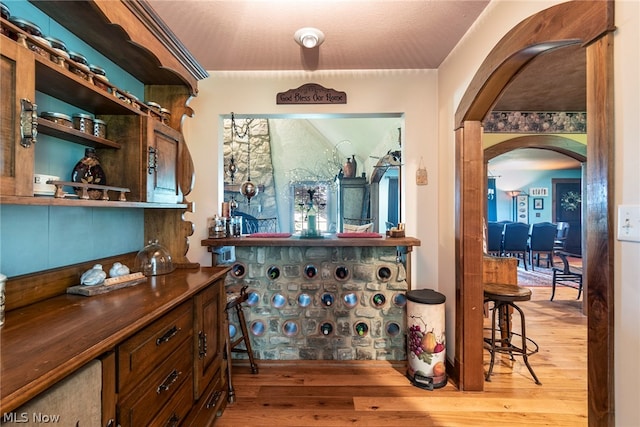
[294,27,325,49]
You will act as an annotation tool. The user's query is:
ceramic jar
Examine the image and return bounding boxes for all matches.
[343,157,355,178]
[71,148,107,199]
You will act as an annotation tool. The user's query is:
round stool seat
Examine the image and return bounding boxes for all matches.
[484,282,531,302]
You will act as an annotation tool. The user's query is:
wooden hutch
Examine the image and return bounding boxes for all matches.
[1,1,230,425]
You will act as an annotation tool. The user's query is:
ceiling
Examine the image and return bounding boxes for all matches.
[147,0,490,71]
[147,0,586,170]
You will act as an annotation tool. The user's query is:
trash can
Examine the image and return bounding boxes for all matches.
[406,289,447,390]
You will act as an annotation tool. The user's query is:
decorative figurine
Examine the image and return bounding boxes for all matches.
[80,264,107,286]
[109,262,130,277]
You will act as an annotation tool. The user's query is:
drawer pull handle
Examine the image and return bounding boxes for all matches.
[206,390,223,409]
[165,413,180,427]
[157,369,181,394]
[198,331,208,358]
[20,98,38,148]
[148,147,158,175]
[156,326,180,346]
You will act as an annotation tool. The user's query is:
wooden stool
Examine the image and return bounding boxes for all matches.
[225,285,259,404]
[483,282,541,385]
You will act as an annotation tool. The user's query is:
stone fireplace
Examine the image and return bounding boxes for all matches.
[224,245,409,361]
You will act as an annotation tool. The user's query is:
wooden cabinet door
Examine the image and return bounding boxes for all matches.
[145,117,182,203]
[193,279,225,400]
[1,42,35,197]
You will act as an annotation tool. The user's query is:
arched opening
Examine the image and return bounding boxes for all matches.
[454,1,615,424]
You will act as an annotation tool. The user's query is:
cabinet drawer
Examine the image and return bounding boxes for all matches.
[118,301,192,395]
[118,339,193,427]
[148,374,194,427]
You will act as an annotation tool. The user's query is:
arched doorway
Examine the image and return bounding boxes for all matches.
[454,1,615,425]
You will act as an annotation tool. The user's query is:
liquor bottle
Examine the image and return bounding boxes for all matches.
[320,322,333,335]
[355,322,368,336]
[321,293,334,307]
[372,293,386,307]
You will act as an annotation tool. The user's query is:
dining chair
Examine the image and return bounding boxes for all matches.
[527,222,557,270]
[486,221,505,256]
[554,222,570,251]
[233,211,259,234]
[502,222,530,270]
[256,217,278,233]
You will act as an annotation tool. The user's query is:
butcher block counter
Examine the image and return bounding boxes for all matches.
[202,234,421,249]
[0,266,229,423]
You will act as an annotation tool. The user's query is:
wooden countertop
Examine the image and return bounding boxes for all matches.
[0,267,229,413]
[202,234,421,248]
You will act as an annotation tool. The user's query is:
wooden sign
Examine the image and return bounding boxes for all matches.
[276,83,347,105]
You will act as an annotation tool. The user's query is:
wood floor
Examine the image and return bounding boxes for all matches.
[216,286,587,426]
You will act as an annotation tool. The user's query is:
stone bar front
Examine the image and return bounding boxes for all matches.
[202,235,420,361]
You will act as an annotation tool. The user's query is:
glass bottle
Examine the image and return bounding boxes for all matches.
[320,322,333,335]
[307,203,317,235]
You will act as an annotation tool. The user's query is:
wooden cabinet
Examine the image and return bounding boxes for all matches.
[114,278,227,426]
[0,39,35,197]
[145,117,183,204]
[187,277,228,425]
[117,301,194,427]
[0,1,207,264]
[194,278,226,399]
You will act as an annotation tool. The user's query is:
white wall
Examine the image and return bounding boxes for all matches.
[182,1,638,422]
[183,70,439,290]
[613,1,640,425]
[438,0,639,424]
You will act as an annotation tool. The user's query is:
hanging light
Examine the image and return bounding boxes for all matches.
[230,113,258,205]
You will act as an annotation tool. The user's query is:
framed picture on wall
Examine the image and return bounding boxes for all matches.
[533,198,544,210]
[516,194,529,223]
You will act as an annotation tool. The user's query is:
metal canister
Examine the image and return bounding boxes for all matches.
[406,289,447,390]
[159,107,171,125]
[72,113,94,135]
[41,112,73,128]
[93,119,107,139]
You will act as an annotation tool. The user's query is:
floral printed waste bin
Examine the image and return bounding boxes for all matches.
[406,289,447,390]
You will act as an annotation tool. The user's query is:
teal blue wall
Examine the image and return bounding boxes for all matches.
[0,1,146,278]
[494,168,582,223]
[0,205,144,277]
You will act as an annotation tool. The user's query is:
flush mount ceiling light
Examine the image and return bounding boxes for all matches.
[294,27,325,49]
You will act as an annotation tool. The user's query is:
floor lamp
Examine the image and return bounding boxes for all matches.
[506,190,522,221]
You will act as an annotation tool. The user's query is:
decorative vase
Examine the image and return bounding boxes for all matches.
[351,155,357,176]
[71,147,107,199]
[343,157,355,178]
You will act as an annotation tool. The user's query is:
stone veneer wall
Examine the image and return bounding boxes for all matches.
[223,118,277,220]
[225,245,409,361]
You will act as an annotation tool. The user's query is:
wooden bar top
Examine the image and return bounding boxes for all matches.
[201,234,421,248]
[0,267,229,414]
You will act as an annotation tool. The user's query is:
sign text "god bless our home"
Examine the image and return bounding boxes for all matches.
[276,83,347,105]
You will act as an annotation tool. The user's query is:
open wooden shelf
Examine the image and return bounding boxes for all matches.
[1,195,187,209]
[37,118,122,149]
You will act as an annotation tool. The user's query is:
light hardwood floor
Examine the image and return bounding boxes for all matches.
[216,286,587,426]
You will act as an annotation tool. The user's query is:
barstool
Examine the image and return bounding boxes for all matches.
[483,282,541,385]
[225,285,259,404]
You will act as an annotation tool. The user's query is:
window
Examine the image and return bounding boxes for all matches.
[291,181,331,233]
